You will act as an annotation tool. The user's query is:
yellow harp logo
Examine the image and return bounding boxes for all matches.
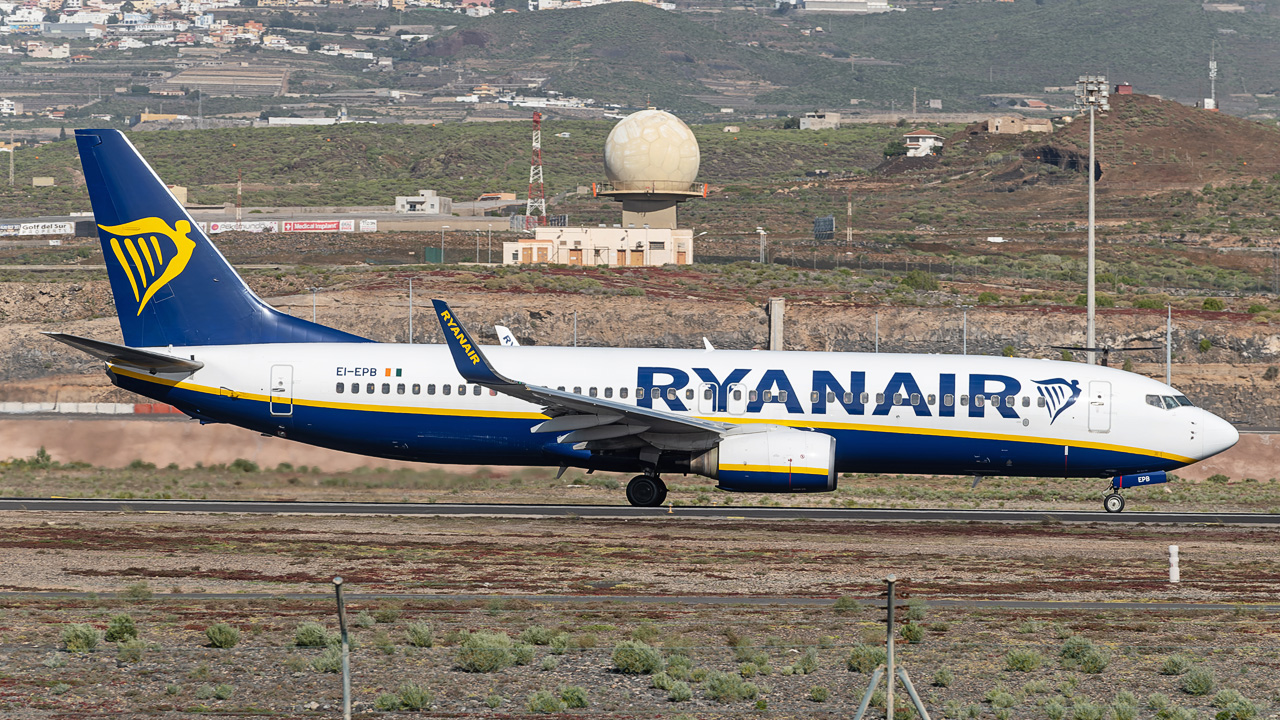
[99,217,197,315]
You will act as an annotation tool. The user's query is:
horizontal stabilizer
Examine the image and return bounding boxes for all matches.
[44,332,204,373]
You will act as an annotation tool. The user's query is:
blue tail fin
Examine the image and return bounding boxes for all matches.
[76,129,368,347]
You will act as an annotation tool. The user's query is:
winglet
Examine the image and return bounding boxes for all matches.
[432,300,512,385]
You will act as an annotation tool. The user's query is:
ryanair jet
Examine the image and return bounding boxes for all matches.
[50,129,1239,512]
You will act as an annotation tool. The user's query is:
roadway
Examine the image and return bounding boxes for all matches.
[2,498,1278,525]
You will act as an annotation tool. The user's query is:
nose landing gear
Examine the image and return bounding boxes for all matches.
[625,475,668,507]
[1103,471,1170,513]
[1103,492,1126,514]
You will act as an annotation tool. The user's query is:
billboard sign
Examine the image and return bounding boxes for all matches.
[208,220,279,234]
[16,222,76,236]
[359,219,377,233]
[282,220,355,233]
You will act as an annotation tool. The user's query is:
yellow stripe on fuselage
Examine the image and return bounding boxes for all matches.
[108,365,1197,465]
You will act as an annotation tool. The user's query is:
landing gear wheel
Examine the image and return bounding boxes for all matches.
[653,478,668,507]
[626,476,663,507]
[1103,493,1125,514]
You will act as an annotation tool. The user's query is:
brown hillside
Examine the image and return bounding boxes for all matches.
[1051,93,1280,188]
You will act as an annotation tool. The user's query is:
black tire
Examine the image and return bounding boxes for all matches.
[1103,493,1125,514]
[654,478,668,506]
[626,476,661,507]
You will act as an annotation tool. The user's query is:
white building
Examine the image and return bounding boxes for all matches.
[902,129,945,157]
[799,111,840,130]
[802,0,889,12]
[0,98,22,116]
[502,226,693,267]
[395,189,452,214]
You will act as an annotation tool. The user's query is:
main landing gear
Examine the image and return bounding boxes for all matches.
[1103,492,1126,514]
[625,475,668,507]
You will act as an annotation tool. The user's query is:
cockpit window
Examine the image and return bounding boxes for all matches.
[1148,394,1195,410]
[1161,396,1179,410]
[1145,394,1163,409]
[1174,395,1194,407]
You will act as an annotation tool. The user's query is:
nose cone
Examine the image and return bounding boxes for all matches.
[1200,411,1240,459]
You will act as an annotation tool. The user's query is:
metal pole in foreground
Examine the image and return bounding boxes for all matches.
[408,278,413,344]
[875,312,879,353]
[333,577,351,720]
[1086,102,1097,365]
[1165,305,1173,386]
[962,309,967,355]
[886,574,896,720]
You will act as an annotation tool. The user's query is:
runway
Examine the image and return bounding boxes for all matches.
[2,498,1278,525]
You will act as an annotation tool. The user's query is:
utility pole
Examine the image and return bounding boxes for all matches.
[912,87,917,117]
[488,223,492,264]
[408,277,413,344]
[235,170,242,225]
[757,227,767,263]
[846,189,853,246]
[7,130,13,187]
[1166,305,1173,386]
[1075,75,1110,365]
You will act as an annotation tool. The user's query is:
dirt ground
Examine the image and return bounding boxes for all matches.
[0,511,1277,718]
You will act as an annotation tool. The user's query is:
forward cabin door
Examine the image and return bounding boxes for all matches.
[726,383,748,415]
[270,364,293,416]
[1087,380,1111,433]
[697,382,716,415]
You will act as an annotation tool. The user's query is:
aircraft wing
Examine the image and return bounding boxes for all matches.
[44,332,204,374]
[432,300,727,450]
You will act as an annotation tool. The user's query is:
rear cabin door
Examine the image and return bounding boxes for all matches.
[270,364,293,416]
[1087,380,1111,433]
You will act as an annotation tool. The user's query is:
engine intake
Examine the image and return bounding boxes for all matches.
[691,428,836,493]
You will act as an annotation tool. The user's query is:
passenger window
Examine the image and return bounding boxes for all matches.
[893,394,903,406]
[473,385,481,396]
[413,384,421,395]
[1022,396,1030,408]
[684,388,693,400]
[1006,395,1015,408]
[382,383,391,394]
[352,383,359,394]
[749,390,758,402]
[733,389,743,401]
[574,386,582,394]
[336,382,344,394]
[620,387,629,399]
[651,388,660,400]
[910,393,920,406]
[860,392,870,404]
[828,391,837,403]
[1037,396,1046,408]
[779,391,788,402]
[960,395,969,406]
[666,388,677,400]
[927,394,936,406]
[397,383,405,395]
[366,383,375,394]
[427,384,435,395]
[876,393,884,404]
[705,388,714,400]
[811,391,820,403]
[591,387,599,398]
[763,390,773,402]
[944,394,954,406]
[605,387,613,399]
[558,386,565,391]
[990,395,1000,408]
[843,392,853,404]
[443,385,451,396]
[458,385,466,396]
[975,395,985,407]
[489,389,497,396]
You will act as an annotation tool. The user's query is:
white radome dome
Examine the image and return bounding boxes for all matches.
[603,109,700,187]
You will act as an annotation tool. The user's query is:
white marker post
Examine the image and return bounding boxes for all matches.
[1170,545,1180,583]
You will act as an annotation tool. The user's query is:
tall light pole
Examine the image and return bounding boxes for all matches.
[440,225,449,264]
[1075,75,1110,365]
[487,223,492,264]
[309,286,320,323]
[756,227,767,264]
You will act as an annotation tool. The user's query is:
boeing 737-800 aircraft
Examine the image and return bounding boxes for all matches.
[50,129,1239,511]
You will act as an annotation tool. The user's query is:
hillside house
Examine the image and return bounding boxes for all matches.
[987,115,1052,134]
[799,111,840,130]
[902,129,944,157]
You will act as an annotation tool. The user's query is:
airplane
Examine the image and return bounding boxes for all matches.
[49,129,1240,513]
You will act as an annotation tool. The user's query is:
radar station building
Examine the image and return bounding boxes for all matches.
[503,109,703,267]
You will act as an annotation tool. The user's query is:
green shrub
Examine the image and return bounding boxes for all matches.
[904,598,926,621]
[123,582,152,601]
[794,647,819,674]
[485,694,503,708]
[986,687,1018,709]
[704,671,759,702]
[311,646,342,673]
[848,643,887,672]
[229,458,259,473]
[1148,693,1172,712]
[353,611,375,629]
[1060,635,1095,660]
[1212,690,1246,709]
[293,622,332,648]
[901,270,939,292]
[520,626,558,645]
[833,596,861,613]
[668,680,693,702]
[810,686,830,702]
[374,693,401,711]
[1207,474,1230,484]
[612,640,663,674]
[373,630,395,655]
[1203,298,1225,312]
[1161,655,1192,675]
[1045,698,1068,720]
[652,672,675,691]
[739,662,758,678]
[900,622,925,644]
[117,638,146,663]
[513,642,535,665]
[456,631,515,673]
[1078,648,1111,674]
[373,608,400,624]
[933,668,954,687]
[631,622,660,643]
[1073,701,1104,720]
[405,621,433,648]
[205,623,240,649]
[105,615,138,643]
[1114,700,1139,720]
[195,685,215,700]
[61,624,100,653]
[1248,304,1268,314]
[539,655,559,671]
[1007,649,1045,672]
[1182,667,1215,696]
[397,683,432,710]
[527,690,566,713]
[549,633,570,655]
[213,684,233,700]
[559,685,588,708]
[978,291,1001,304]
[1199,338,1212,353]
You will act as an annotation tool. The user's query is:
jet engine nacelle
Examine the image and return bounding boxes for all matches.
[690,428,836,493]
